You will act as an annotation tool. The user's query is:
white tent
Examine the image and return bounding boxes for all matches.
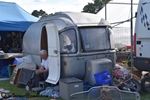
[97,0,139,46]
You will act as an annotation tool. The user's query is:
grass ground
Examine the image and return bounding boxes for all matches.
[141,93,150,100]
[0,81,61,100]
[0,81,150,100]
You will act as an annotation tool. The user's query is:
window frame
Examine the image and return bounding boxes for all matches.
[59,28,78,54]
[78,26,111,52]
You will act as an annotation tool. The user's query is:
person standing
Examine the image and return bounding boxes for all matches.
[0,35,3,50]
[3,33,13,53]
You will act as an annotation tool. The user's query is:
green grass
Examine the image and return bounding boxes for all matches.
[0,81,61,100]
[0,81,150,100]
[141,93,150,100]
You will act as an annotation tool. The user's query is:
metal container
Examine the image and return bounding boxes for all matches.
[84,58,112,85]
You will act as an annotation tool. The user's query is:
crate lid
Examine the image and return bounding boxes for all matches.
[60,77,82,84]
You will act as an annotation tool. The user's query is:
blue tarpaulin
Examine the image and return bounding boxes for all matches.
[0,1,38,31]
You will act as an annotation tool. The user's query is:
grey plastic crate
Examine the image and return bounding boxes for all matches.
[84,58,112,85]
[59,77,83,100]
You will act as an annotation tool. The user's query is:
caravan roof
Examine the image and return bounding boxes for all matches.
[38,12,110,29]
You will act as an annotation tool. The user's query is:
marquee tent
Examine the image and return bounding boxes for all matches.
[97,0,139,45]
[0,1,38,31]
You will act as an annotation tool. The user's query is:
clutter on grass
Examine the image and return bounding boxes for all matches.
[112,64,130,80]
[9,55,36,84]
[0,53,142,100]
[40,86,60,98]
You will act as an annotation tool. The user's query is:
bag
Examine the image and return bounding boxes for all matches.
[112,64,130,79]
[94,71,112,86]
[14,55,36,70]
[26,72,38,90]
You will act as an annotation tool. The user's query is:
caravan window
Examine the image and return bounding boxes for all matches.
[59,29,77,53]
[79,27,110,52]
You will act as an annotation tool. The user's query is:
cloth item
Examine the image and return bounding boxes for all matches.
[40,86,60,98]
[112,64,130,79]
[15,55,36,70]
[40,87,53,97]
[25,85,30,91]
[41,59,49,70]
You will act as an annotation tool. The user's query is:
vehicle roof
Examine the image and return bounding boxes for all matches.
[38,12,110,27]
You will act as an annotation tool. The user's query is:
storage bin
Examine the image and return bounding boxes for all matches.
[59,77,83,100]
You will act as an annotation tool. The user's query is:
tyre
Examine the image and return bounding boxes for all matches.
[119,79,141,93]
[141,76,150,93]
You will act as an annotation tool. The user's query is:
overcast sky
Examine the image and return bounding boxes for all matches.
[1,0,93,14]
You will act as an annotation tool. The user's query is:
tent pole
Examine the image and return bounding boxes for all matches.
[130,0,133,70]
[105,1,107,20]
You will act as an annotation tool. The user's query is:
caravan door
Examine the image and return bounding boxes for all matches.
[45,23,60,84]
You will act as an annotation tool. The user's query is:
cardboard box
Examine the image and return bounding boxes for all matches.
[10,68,22,84]
[59,77,83,100]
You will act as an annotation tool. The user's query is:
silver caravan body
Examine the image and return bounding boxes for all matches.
[23,12,116,84]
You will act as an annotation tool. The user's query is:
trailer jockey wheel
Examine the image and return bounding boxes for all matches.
[141,76,150,93]
[119,79,141,93]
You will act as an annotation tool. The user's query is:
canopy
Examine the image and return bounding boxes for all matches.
[0,1,38,31]
[97,0,139,45]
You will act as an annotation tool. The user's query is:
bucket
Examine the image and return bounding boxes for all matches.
[94,71,112,86]
[7,65,15,78]
[126,46,131,49]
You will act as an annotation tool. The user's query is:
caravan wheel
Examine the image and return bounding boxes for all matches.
[119,79,141,93]
[141,76,150,93]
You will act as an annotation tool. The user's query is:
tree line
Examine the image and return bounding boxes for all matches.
[31,0,111,17]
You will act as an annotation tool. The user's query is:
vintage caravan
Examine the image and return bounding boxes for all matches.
[23,12,116,85]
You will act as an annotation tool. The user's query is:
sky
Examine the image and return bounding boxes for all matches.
[0,0,93,14]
